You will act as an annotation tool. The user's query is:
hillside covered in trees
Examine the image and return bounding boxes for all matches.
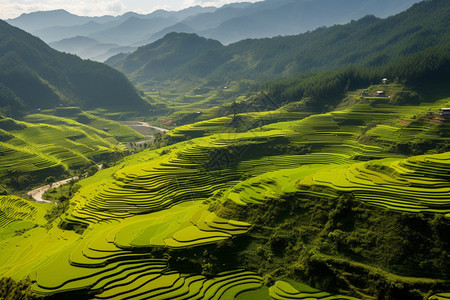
[108,0,450,87]
[0,20,149,117]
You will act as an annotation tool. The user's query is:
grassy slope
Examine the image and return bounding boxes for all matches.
[0,83,448,299]
[0,110,145,192]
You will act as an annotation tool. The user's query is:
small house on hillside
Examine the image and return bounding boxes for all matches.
[376,91,386,97]
[382,78,388,84]
[440,108,450,117]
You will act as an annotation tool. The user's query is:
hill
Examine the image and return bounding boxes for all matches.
[0,111,141,192]
[88,16,178,46]
[192,0,423,44]
[0,1,449,299]
[0,80,448,298]
[0,20,149,115]
[6,6,216,45]
[6,9,102,33]
[112,33,223,81]
[6,0,421,61]
[49,36,136,62]
[109,0,450,88]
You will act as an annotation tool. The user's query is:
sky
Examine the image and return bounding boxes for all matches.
[0,0,261,20]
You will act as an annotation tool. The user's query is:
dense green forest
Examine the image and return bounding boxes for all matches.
[254,44,450,112]
[109,0,450,86]
[0,20,149,116]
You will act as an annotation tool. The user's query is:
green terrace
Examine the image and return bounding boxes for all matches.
[25,108,145,142]
[0,115,130,184]
[62,94,449,227]
[0,196,50,228]
[0,86,449,299]
[268,280,359,300]
[0,198,257,298]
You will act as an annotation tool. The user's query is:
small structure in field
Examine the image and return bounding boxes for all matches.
[376,91,386,97]
[382,78,388,84]
[440,108,450,117]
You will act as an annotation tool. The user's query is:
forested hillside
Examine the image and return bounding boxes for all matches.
[0,20,149,116]
[0,21,151,194]
[7,0,422,61]
[117,33,223,82]
[109,0,450,87]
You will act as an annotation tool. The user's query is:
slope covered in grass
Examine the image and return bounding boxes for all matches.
[0,82,449,299]
[0,114,130,191]
[24,108,145,142]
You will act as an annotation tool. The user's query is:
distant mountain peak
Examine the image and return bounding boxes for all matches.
[18,8,72,16]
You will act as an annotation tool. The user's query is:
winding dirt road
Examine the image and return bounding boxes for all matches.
[27,176,79,204]
[121,121,169,134]
[135,121,169,133]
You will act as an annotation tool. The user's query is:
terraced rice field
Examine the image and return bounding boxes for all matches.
[0,95,449,299]
[33,261,262,300]
[3,199,254,298]
[297,152,450,215]
[0,142,61,177]
[0,196,50,228]
[25,111,145,142]
[430,293,450,300]
[168,111,311,140]
[269,280,359,300]
[0,115,128,180]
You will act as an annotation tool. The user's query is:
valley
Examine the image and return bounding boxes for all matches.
[0,0,449,299]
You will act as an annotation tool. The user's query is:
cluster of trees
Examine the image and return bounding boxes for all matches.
[0,277,37,300]
[250,43,450,112]
[208,41,450,117]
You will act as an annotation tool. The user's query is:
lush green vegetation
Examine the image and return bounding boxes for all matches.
[0,114,128,192]
[0,19,149,116]
[103,0,450,128]
[1,80,448,298]
[0,1,450,299]
[110,1,450,90]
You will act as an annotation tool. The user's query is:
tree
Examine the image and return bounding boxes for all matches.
[231,100,238,117]
[45,176,56,187]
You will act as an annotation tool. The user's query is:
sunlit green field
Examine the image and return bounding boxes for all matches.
[0,109,146,192]
[0,86,449,299]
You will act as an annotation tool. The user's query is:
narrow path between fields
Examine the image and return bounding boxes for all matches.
[135,121,169,133]
[27,164,103,204]
[122,121,169,133]
[27,176,78,204]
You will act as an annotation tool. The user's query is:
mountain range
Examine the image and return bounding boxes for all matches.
[6,0,423,61]
[106,0,450,88]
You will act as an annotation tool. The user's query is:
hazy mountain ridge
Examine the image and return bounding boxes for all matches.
[108,0,450,87]
[49,36,136,62]
[6,0,422,61]
[115,33,223,81]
